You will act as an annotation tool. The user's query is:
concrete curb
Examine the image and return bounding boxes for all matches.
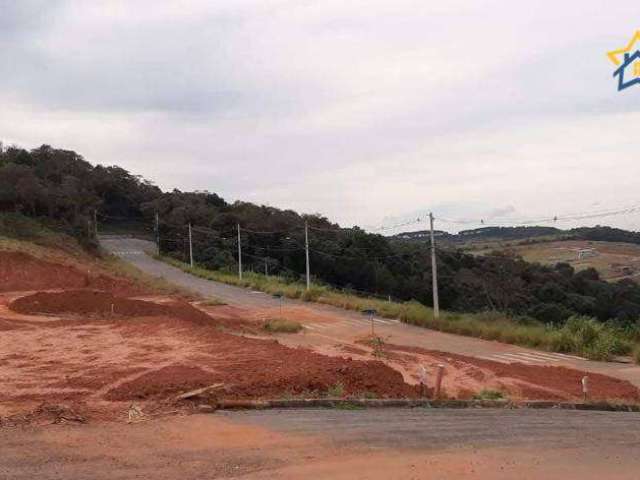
[199,398,640,413]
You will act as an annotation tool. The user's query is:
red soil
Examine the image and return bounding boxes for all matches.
[9,290,258,333]
[105,334,417,401]
[1,289,417,419]
[0,251,137,294]
[384,343,640,402]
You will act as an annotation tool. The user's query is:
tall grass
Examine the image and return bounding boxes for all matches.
[159,256,638,361]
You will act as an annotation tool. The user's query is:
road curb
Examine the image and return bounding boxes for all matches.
[198,398,640,413]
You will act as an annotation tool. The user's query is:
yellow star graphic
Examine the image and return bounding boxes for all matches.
[608,30,640,66]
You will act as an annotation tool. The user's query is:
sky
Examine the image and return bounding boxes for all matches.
[1,0,639,233]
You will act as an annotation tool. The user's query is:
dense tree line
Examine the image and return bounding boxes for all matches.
[2,143,640,327]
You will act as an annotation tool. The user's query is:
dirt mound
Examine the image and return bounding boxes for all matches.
[9,290,215,324]
[106,340,418,402]
[384,343,640,402]
[0,251,90,292]
[0,251,137,294]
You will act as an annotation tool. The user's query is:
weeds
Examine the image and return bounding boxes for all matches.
[366,336,386,358]
[473,389,506,401]
[200,298,227,306]
[556,316,632,361]
[327,382,345,398]
[263,318,304,333]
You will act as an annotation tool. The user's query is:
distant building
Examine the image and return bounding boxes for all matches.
[577,248,597,260]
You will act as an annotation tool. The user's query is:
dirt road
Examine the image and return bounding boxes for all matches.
[102,236,640,388]
[3,408,640,479]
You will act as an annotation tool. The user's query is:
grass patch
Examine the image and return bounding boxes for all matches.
[472,389,506,401]
[263,318,303,333]
[157,255,639,361]
[327,382,345,398]
[200,297,227,306]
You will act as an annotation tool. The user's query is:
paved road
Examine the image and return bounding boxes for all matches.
[4,408,640,479]
[101,235,640,386]
[101,235,283,309]
[224,407,640,450]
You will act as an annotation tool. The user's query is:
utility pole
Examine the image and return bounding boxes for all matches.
[237,223,243,280]
[155,212,160,255]
[188,223,194,268]
[305,221,311,290]
[93,209,98,239]
[429,212,440,319]
[264,258,268,277]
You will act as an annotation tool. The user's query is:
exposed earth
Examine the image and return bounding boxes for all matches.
[2,241,640,424]
[3,239,640,478]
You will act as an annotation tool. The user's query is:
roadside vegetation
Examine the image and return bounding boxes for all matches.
[159,256,639,361]
[472,389,506,401]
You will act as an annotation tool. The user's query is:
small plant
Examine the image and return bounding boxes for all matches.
[201,297,226,306]
[263,318,303,333]
[365,336,386,358]
[472,389,505,401]
[327,381,345,398]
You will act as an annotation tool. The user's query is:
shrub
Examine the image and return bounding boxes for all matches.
[557,316,631,361]
[473,389,505,401]
[327,382,345,398]
[549,329,575,353]
[301,286,326,302]
[263,318,303,333]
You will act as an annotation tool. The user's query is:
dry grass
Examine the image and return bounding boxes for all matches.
[263,318,304,333]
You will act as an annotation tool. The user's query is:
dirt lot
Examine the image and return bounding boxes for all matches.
[1,249,639,425]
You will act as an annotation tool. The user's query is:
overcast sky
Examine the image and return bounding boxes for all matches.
[1,0,638,233]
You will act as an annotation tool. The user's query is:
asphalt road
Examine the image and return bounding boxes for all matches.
[100,235,640,386]
[224,407,640,450]
[100,235,283,308]
[3,408,640,480]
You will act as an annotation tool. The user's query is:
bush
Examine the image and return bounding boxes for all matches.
[301,286,326,302]
[263,318,303,333]
[473,389,505,401]
[327,382,345,398]
[557,316,631,361]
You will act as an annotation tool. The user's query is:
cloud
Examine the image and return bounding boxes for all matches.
[0,0,638,233]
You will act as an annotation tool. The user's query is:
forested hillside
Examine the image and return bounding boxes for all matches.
[2,143,640,326]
